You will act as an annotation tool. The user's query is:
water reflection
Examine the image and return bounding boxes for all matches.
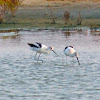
[0,28,100,37]
[0,34,20,43]
[63,29,100,36]
[63,31,71,36]
[0,29,20,33]
[90,31,100,36]
[0,29,21,42]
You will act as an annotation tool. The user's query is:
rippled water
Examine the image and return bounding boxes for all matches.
[0,29,100,100]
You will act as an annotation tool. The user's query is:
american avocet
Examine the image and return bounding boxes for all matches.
[28,42,58,62]
[64,46,80,65]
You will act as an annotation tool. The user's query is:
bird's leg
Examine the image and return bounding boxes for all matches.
[37,53,41,60]
[37,53,43,63]
[34,53,37,60]
[71,57,74,63]
[66,56,67,64]
[76,57,80,65]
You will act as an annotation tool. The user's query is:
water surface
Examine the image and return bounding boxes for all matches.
[0,29,100,100]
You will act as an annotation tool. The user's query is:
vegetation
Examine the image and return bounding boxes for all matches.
[76,12,82,25]
[64,11,70,24]
[0,0,100,29]
[0,0,23,23]
[6,0,23,17]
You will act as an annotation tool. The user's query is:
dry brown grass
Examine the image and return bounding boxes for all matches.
[22,0,100,8]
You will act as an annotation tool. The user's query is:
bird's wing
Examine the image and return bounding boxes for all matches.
[28,43,41,48]
[35,42,42,48]
[64,46,68,50]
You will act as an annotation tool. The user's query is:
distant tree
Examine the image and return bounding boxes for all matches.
[0,0,5,23]
[0,0,23,23]
[6,0,23,17]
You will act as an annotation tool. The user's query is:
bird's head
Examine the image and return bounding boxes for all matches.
[49,46,54,51]
[48,46,59,56]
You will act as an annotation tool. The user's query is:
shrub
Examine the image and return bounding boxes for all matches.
[64,10,70,24]
[76,12,82,25]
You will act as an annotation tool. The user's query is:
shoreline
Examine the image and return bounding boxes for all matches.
[0,26,99,32]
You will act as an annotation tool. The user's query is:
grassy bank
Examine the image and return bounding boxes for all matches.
[0,1,100,29]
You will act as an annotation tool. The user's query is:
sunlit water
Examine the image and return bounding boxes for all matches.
[0,29,100,100]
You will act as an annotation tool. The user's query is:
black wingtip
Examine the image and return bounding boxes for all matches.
[27,43,33,47]
[64,46,68,50]
[28,43,30,45]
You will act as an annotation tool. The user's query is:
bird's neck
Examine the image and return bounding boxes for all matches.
[42,48,50,54]
[73,52,78,57]
[46,49,51,54]
[46,47,51,51]
[70,52,77,57]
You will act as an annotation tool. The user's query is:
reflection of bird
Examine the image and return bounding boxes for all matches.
[64,46,80,65]
[28,42,58,63]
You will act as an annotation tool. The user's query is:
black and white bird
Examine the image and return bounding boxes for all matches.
[64,46,80,65]
[28,42,58,62]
